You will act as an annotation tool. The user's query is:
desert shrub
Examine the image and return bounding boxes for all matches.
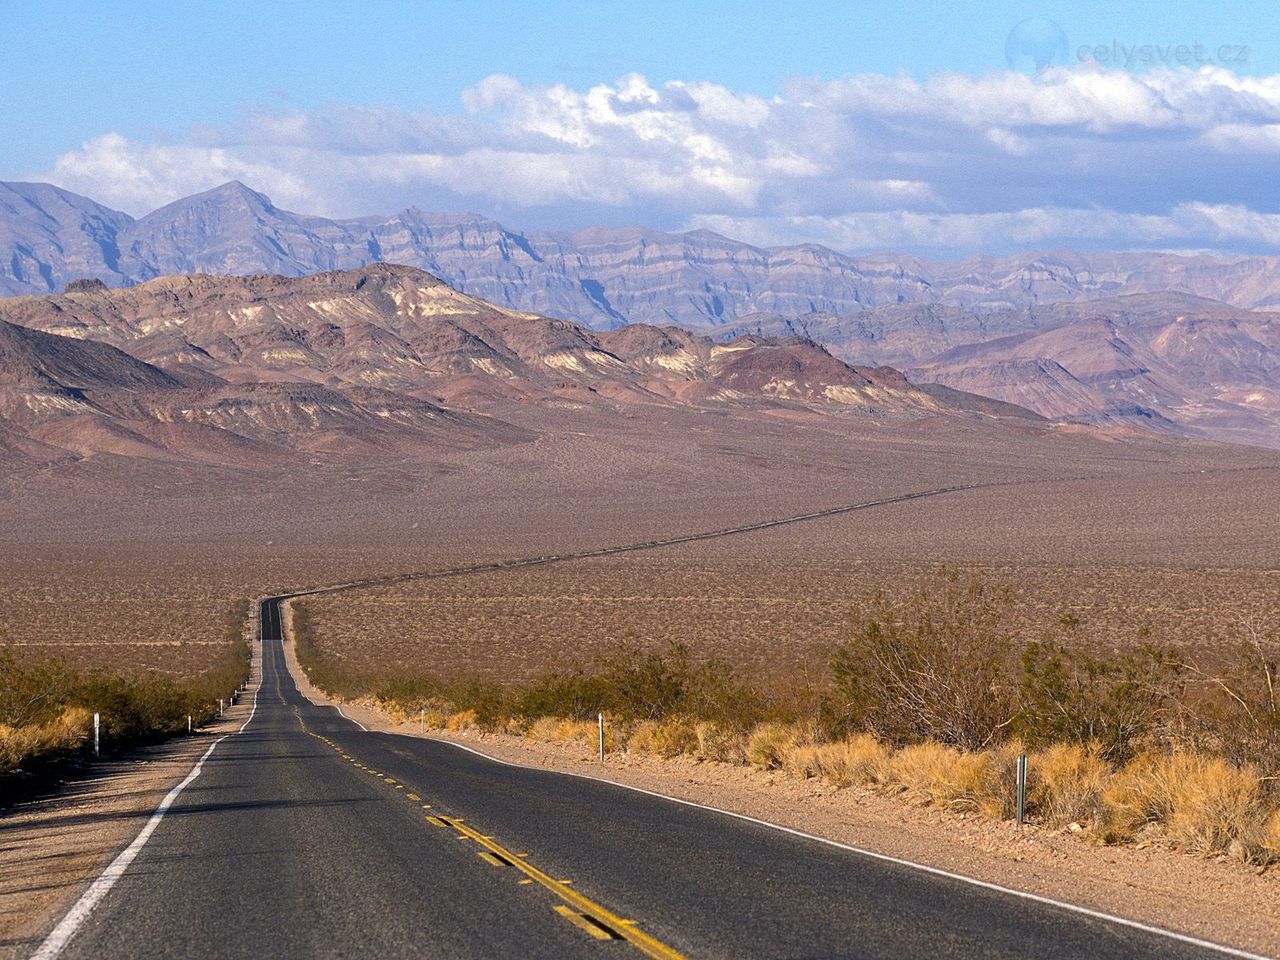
[0,601,250,776]
[627,717,699,757]
[887,741,1019,818]
[746,722,808,770]
[1183,615,1280,769]
[786,735,890,788]
[0,650,76,728]
[511,642,767,730]
[1027,742,1112,827]
[512,669,611,722]
[1018,638,1185,762]
[830,570,1018,750]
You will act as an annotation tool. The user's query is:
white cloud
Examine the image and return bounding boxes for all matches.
[29,66,1280,255]
[47,133,318,213]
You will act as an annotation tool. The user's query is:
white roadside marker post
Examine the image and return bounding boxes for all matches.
[187,715,192,734]
[598,713,605,763]
[93,712,100,758]
[419,708,425,735]
[219,698,224,718]
[1016,754,1028,825]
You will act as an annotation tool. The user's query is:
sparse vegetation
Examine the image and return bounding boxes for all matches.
[293,572,1280,867]
[0,601,252,780]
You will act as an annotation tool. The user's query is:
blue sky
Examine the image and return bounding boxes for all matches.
[3,0,1279,255]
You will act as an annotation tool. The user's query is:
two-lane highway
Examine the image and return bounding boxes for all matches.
[32,596,1266,960]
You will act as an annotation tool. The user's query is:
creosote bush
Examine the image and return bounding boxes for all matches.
[830,571,1017,750]
[1,599,252,777]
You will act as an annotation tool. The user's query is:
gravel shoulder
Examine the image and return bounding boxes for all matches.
[0,647,261,960]
[280,604,1280,959]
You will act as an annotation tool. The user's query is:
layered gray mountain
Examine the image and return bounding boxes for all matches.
[705,293,1280,448]
[8,179,1280,329]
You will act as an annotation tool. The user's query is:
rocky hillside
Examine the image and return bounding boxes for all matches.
[905,299,1280,448]
[9,180,1280,329]
[702,293,1280,448]
[0,265,1037,468]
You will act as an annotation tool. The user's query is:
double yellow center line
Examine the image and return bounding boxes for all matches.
[300,719,687,960]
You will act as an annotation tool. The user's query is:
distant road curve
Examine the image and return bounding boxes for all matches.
[285,476,1070,602]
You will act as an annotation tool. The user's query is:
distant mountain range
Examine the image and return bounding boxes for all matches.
[706,293,1280,448]
[9,179,1280,330]
[1,180,1277,448]
[0,264,1037,470]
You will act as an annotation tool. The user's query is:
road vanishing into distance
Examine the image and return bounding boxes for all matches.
[30,485,1272,960]
[33,619,1266,960]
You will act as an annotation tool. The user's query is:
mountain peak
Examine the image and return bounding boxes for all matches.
[188,179,275,209]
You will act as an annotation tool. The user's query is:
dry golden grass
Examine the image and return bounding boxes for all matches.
[746,722,815,770]
[445,709,478,732]
[787,734,890,788]
[1102,751,1272,857]
[0,708,91,770]
[503,714,1280,865]
[627,718,699,758]
[1266,811,1280,856]
[884,742,1017,817]
[526,716,614,750]
[1027,743,1111,827]
[693,721,747,763]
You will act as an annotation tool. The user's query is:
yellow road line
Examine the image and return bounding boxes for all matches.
[554,904,616,941]
[296,715,684,958]
[437,815,686,960]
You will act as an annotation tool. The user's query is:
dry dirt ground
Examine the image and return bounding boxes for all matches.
[0,672,260,960]
[7,406,1277,679]
[3,407,1279,954]
[299,457,1280,685]
[281,622,1280,959]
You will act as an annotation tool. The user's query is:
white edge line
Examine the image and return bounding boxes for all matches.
[336,705,368,732]
[29,738,225,960]
[239,683,259,733]
[424,736,1275,960]
[29,683,261,960]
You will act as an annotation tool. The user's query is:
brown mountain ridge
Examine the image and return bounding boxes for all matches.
[0,264,1040,469]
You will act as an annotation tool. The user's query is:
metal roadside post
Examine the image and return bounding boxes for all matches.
[1016,754,1028,825]
[598,712,605,763]
[93,712,100,757]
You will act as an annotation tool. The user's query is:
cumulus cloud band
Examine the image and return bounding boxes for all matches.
[34,65,1280,256]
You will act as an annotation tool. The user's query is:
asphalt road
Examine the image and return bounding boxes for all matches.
[36,596,1260,960]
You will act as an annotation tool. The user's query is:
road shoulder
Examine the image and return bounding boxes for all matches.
[279,601,1279,959]
[0,650,261,960]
